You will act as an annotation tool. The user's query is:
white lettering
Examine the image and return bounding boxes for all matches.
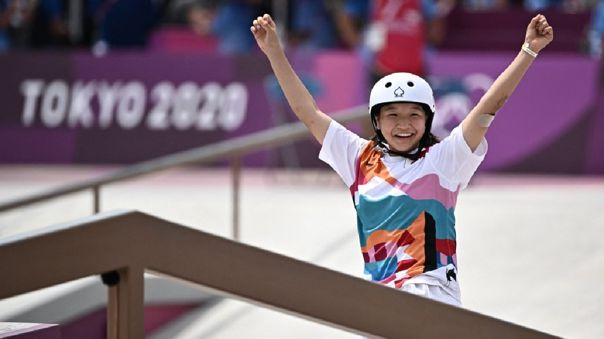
[19,79,248,131]
[68,81,95,128]
[147,82,174,130]
[197,82,221,130]
[217,82,248,131]
[97,81,121,129]
[116,81,146,129]
[172,82,200,130]
[41,80,69,128]
[20,79,44,126]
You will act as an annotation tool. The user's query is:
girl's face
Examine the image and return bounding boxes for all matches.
[376,102,427,153]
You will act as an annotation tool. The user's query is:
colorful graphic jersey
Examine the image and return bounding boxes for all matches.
[319,121,487,291]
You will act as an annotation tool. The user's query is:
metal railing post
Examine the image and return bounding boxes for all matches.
[0,106,367,215]
[231,156,241,241]
[93,186,100,214]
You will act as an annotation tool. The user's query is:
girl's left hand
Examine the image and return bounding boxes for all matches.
[525,14,554,53]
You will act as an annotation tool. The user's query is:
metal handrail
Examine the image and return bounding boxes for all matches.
[0,105,368,238]
[0,210,557,339]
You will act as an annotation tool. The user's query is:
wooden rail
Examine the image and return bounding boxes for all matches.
[0,210,557,339]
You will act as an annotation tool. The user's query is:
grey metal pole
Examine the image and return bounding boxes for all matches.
[231,156,241,241]
[93,186,100,214]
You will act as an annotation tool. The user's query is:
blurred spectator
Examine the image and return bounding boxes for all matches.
[28,0,69,48]
[523,0,590,11]
[364,0,453,80]
[288,0,339,50]
[524,0,563,10]
[334,0,454,77]
[0,0,69,50]
[0,0,36,50]
[0,0,9,51]
[0,0,597,53]
[92,0,167,53]
[163,0,219,35]
[80,0,113,48]
[333,0,371,49]
[168,0,269,55]
[211,0,270,54]
[463,0,508,11]
[333,0,453,137]
[185,0,218,36]
[148,0,218,52]
[588,0,604,58]
[426,0,455,48]
[211,0,255,53]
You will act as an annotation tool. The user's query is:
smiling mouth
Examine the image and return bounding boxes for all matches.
[394,132,414,139]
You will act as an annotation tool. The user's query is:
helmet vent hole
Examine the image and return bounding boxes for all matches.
[385,82,392,88]
[407,81,414,87]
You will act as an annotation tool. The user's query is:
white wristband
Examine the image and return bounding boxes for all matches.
[522,42,538,58]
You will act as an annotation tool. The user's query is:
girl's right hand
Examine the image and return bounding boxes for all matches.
[250,14,282,57]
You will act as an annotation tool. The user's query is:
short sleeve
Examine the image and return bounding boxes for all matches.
[426,124,488,189]
[319,120,368,187]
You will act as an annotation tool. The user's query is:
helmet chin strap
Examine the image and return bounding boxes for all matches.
[374,129,423,160]
[386,145,420,157]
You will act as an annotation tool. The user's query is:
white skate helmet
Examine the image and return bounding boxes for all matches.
[368,72,438,159]
[369,72,435,122]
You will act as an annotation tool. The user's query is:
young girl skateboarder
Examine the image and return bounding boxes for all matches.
[251,13,553,306]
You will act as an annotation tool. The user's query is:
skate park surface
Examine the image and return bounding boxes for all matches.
[1,165,602,339]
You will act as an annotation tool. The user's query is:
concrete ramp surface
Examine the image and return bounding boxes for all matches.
[0,166,602,338]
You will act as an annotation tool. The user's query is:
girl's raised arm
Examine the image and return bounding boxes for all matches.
[251,14,332,144]
[461,14,554,151]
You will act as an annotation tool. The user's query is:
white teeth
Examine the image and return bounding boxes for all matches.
[395,133,412,137]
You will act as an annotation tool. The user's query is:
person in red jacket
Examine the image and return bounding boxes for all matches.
[370,0,428,78]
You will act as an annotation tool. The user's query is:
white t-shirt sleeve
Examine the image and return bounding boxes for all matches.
[319,120,368,187]
[427,124,488,189]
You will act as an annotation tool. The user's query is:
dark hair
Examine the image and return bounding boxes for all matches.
[370,102,440,161]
